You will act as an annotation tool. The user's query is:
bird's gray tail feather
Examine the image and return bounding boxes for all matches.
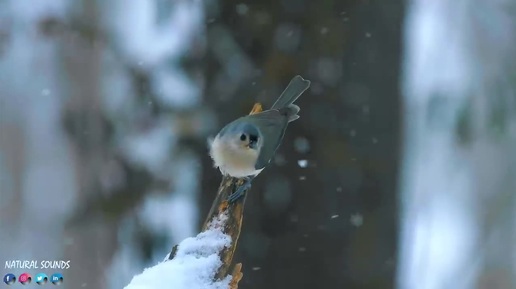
[279,104,300,122]
[271,75,310,122]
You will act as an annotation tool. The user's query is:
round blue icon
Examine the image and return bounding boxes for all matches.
[3,273,16,285]
[50,273,63,285]
[35,273,48,285]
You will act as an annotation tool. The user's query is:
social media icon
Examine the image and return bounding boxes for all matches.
[35,273,48,285]
[50,273,63,285]
[19,273,32,285]
[3,273,16,285]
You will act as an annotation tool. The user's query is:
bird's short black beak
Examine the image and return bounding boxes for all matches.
[248,141,257,149]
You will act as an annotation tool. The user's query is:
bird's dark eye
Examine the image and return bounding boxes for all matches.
[240,134,247,141]
[249,134,258,143]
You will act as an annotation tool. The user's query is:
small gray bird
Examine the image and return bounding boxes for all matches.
[209,75,311,202]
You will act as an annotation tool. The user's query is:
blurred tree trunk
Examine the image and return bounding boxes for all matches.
[200,1,404,288]
[0,0,79,283]
[398,1,516,288]
[61,1,118,288]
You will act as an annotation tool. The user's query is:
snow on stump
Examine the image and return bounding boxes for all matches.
[124,213,232,289]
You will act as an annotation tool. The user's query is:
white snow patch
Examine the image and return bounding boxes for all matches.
[105,0,204,67]
[121,120,176,174]
[139,193,197,245]
[124,213,232,289]
[152,67,202,109]
[8,0,68,23]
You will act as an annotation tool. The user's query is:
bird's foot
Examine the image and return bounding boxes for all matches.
[227,176,253,203]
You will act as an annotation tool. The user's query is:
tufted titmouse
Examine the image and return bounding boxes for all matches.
[209,75,311,202]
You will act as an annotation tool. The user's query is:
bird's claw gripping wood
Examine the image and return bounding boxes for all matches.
[227,176,253,203]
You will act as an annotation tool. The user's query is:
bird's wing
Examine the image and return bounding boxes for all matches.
[243,110,289,169]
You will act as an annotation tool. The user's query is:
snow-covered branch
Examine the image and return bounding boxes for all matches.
[124,213,233,289]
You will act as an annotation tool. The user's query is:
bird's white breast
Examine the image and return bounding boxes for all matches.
[209,136,263,178]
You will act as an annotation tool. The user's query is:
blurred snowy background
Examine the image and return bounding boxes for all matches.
[0,0,514,288]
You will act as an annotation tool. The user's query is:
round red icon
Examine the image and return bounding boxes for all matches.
[19,273,32,285]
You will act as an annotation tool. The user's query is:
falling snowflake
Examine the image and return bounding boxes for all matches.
[297,160,308,168]
[294,137,310,154]
[350,213,363,227]
[236,3,249,15]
